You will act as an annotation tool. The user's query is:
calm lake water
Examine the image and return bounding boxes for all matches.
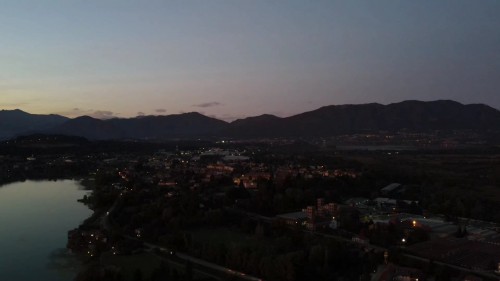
[0,180,92,281]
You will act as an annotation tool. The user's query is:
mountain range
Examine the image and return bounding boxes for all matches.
[0,109,68,140]
[1,100,500,140]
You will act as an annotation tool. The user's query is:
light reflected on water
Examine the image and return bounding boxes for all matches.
[0,180,92,281]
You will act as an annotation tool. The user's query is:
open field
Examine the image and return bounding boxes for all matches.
[101,252,162,281]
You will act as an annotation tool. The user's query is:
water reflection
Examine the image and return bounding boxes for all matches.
[0,180,92,281]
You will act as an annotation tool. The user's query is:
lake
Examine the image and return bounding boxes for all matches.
[0,180,92,281]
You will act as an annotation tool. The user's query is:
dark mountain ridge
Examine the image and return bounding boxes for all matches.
[1,100,499,140]
[0,109,68,140]
[53,116,125,140]
[107,112,228,139]
[224,100,500,137]
[49,112,228,140]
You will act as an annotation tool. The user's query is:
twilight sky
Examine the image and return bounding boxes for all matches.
[1,1,499,120]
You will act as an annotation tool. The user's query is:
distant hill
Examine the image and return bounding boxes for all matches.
[108,112,228,139]
[0,109,68,140]
[50,112,228,140]
[1,100,500,140]
[225,114,282,137]
[52,116,125,140]
[223,100,500,137]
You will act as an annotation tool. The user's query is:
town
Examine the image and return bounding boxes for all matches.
[1,135,499,281]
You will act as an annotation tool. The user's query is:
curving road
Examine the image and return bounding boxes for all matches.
[145,243,263,281]
[101,193,263,281]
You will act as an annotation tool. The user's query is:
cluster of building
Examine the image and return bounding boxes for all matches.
[274,180,500,277]
[122,148,362,194]
[277,198,339,231]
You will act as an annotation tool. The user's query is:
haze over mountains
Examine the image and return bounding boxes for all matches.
[1,100,500,140]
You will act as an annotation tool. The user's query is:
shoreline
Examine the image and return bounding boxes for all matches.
[0,180,92,281]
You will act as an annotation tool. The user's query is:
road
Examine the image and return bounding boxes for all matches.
[401,253,500,280]
[100,191,123,231]
[145,243,263,281]
[102,194,264,281]
[146,249,225,281]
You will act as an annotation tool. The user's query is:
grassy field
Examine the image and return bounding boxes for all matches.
[101,252,162,281]
[101,251,208,281]
[190,227,271,249]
